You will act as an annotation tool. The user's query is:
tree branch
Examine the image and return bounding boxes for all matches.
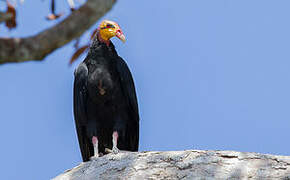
[0,0,116,64]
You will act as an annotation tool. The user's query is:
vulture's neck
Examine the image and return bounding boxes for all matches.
[88,35,118,63]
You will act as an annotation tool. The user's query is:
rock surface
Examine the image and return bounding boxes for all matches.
[52,150,290,180]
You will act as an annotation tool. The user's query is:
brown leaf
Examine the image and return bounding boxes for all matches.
[46,0,63,20]
[90,28,98,40]
[5,2,16,29]
[46,13,63,20]
[69,45,89,65]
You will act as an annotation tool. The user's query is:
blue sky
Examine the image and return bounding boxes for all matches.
[1,0,290,179]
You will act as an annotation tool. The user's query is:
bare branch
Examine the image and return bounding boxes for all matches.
[0,0,116,64]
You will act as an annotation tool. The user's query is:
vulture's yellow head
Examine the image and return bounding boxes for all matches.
[98,20,126,44]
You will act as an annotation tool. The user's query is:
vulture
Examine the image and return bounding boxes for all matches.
[73,20,139,162]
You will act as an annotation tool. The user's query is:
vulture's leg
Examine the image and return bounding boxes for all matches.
[90,136,99,160]
[112,131,120,154]
[105,131,124,154]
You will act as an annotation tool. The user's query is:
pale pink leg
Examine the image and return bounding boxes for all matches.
[92,136,99,158]
[112,131,119,154]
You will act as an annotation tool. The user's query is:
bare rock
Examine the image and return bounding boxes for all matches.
[52,150,290,180]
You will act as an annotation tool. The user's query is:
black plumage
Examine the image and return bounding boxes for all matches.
[73,37,139,162]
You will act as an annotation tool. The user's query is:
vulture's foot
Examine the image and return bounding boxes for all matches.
[90,155,99,161]
[112,146,120,154]
[105,147,120,154]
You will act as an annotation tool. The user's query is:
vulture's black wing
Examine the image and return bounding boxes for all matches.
[116,57,139,151]
[73,62,91,161]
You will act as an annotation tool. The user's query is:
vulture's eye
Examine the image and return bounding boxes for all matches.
[106,24,115,28]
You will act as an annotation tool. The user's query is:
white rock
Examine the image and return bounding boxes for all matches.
[52,150,290,180]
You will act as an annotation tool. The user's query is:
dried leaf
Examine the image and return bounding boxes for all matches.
[46,13,63,20]
[46,0,63,20]
[69,45,89,65]
[90,28,98,40]
[5,2,16,29]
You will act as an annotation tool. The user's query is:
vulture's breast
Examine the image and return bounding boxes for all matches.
[87,64,120,104]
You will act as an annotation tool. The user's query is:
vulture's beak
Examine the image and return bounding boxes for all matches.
[116,29,126,43]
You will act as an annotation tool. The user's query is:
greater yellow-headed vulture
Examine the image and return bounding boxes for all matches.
[73,20,139,162]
